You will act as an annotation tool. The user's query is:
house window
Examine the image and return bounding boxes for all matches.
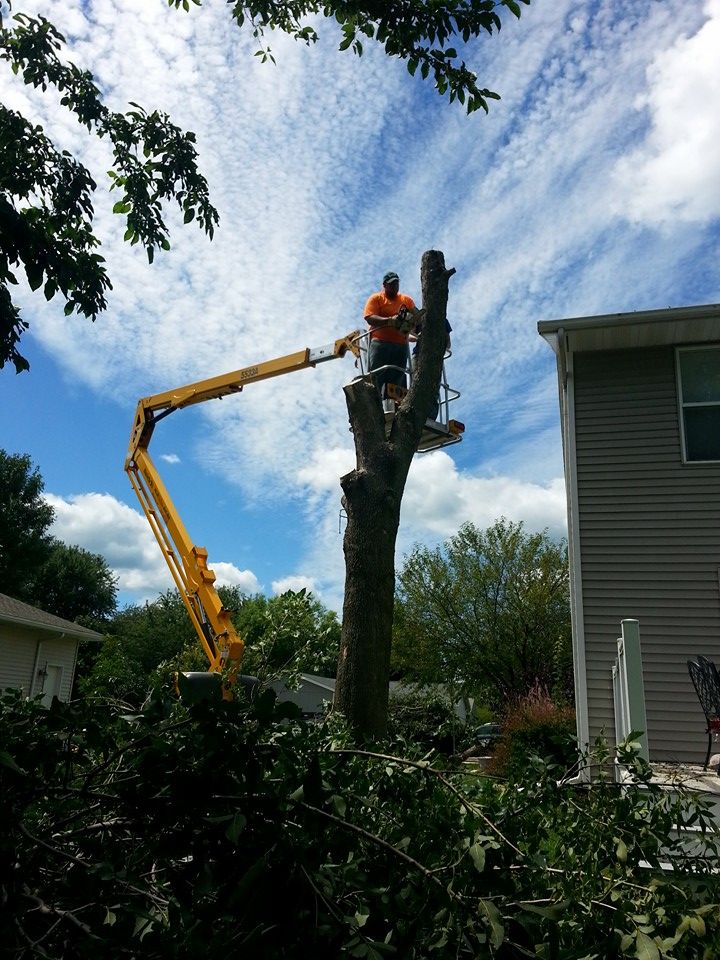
[677,347,720,462]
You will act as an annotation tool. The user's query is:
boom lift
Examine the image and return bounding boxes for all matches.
[124,329,464,699]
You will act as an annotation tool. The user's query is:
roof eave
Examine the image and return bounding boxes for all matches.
[0,612,103,642]
[538,303,720,337]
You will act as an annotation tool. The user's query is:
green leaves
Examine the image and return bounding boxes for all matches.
[0,15,218,372]
[502,0,523,18]
[468,840,486,872]
[635,930,661,960]
[221,1,527,117]
[1,689,720,958]
[615,836,628,863]
[394,519,572,710]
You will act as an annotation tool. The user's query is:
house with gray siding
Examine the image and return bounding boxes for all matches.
[0,592,103,705]
[539,304,720,765]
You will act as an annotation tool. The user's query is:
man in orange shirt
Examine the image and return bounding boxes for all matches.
[363,271,418,400]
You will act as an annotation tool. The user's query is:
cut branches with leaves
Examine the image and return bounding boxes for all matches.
[1,689,719,958]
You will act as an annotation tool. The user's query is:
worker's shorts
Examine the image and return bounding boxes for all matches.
[368,339,409,398]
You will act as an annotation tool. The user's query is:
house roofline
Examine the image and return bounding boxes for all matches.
[0,611,103,642]
[538,303,720,344]
[539,304,720,357]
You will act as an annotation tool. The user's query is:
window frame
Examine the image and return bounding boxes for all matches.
[675,344,720,464]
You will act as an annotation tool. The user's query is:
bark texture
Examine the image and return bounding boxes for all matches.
[333,250,455,738]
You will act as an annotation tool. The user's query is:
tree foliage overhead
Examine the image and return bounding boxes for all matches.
[0,7,218,372]
[2,688,719,958]
[1,0,530,372]
[212,0,530,112]
[393,518,572,708]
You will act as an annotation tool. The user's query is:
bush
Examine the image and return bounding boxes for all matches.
[490,685,577,779]
[387,687,460,753]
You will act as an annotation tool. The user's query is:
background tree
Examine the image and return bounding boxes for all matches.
[0,449,54,596]
[0,449,117,626]
[1,0,529,371]
[236,589,341,681]
[392,518,572,710]
[82,587,340,704]
[26,541,117,625]
[81,589,201,704]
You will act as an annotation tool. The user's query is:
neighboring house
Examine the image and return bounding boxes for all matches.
[0,592,103,706]
[539,303,720,765]
[272,674,470,721]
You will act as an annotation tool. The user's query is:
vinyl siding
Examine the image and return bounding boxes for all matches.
[0,625,38,695]
[573,345,720,762]
[0,623,79,703]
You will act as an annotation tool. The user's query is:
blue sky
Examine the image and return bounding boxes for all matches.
[2,0,719,613]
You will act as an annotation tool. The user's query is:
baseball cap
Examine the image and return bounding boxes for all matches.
[383,271,400,284]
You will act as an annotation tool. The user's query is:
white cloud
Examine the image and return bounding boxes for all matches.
[44,492,260,602]
[272,575,319,597]
[159,453,181,465]
[611,0,720,225]
[44,492,172,594]
[296,447,355,494]
[401,453,567,542]
[212,562,260,594]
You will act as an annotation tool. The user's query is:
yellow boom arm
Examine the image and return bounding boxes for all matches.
[124,331,361,690]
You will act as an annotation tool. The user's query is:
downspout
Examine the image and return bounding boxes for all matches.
[29,637,43,698]
[558,330,591,782]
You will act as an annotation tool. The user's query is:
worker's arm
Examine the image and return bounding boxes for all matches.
[365,314,399,328]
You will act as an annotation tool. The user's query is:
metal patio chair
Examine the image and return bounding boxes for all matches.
[687,657,720,770]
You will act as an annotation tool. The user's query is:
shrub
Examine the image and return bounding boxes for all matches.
[387,687,460,753]
[490,684,577,778]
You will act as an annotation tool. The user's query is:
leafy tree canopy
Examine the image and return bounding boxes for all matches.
[1,0,530,371]
[26,540,117,625]
[208,0,529,113]
[82,586,341,704]
[0,449,54,596]
[392,517,572,709]
[236,588,341,681]
[0,449,117,625]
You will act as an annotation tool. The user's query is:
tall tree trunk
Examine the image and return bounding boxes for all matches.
[334,250,456,738]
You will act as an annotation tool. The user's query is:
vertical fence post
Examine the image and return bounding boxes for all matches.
[619,618,649,762]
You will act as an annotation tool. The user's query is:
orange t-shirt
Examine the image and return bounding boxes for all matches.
[364,291,416,344]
